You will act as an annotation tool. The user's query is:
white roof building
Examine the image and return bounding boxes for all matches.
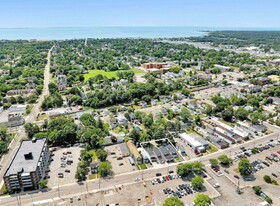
[179,133,207,151]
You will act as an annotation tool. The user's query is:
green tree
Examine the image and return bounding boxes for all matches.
[0,126,8,141]
[38,180,48,189]
[252,185,262,195]
[48,82,59,95]
[238,158,253,176]
[263,175,272,184]
[98,162,112,177]
[0,141,9,155]
[96,149,107,161]
[194,194,211,206]
[235,107,249,121]
[221,106,234,122]
[163,197,184,206]
[209,158,219,168]
[129,128,140,143]
[180,108,192,123]
[191,176,204,190]
[24,123,39,138]
[191,161,204,173]
[251,147,259,154]
[177,163,192,176]
[218,155,233,165]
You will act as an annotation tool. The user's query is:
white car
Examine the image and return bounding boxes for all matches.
[213,183,220,188]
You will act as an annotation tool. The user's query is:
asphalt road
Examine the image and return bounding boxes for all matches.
[0,123,279,206]
[0,46,53,190]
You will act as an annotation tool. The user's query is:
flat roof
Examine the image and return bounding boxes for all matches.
[179,133,202,148]
[0,110,9,123]
[119,143,129,156]
[5,138,47,176]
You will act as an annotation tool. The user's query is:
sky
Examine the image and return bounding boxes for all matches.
[0,0,279,28]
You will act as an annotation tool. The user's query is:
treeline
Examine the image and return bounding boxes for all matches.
[0,41,52,106]
[190,30,280,51]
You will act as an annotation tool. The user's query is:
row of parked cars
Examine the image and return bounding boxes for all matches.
[163,183,197,198]
[233,141,280,162]
[151,172,180,185]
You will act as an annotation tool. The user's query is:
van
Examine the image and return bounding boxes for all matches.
[156,173,162,177]
[67,160,73,165]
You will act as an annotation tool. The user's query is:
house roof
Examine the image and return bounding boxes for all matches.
[127,140,141,159]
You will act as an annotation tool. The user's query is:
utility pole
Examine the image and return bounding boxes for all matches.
[31,193,34,206]
[15,192,20,206]
[86,181,89,193]
[58,184,60,198]
[18,193,22,206]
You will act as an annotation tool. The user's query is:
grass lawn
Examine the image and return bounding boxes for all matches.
[24,105,34,116]
[133,105,142,110]
[84,68,144,81]
[207,143,219,153]
[138,164,147,170]
[87,150,98,162]
[37,113,47,121]
[88,173,101,180]
[0,184,7,195]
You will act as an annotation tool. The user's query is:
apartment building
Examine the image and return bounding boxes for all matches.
[3,138,49,192]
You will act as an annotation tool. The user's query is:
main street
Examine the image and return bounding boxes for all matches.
[0,123,279,206]
[0,46,53,189]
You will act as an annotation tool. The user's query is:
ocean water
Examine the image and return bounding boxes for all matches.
[0,27,279,40]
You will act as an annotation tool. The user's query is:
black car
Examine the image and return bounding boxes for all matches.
[156,178,161,183]
[156,173,162,177]
[272,173,278,178]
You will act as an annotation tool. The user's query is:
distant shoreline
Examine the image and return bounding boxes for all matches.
[0,27,279,41]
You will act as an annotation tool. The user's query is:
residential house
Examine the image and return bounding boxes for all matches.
[127,140,142,165]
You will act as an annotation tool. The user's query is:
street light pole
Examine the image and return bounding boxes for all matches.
[86,181,89,193]
[15,192,20,206]
[58,185,60,198]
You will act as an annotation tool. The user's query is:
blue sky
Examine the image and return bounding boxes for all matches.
[0,0,279,28]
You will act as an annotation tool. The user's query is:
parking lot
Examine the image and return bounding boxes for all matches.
[47,146,82,187]
[213,140,280,205]
[105,144,137,175]
[206,167,261,206]
[175,137,196,160]
[146,173,217,205]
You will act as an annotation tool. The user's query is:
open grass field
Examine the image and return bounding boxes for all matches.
[84,68,144,81]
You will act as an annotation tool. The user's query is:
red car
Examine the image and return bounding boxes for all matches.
[165,175,169,181]
[277,151,280,155]
[213,168,220,173]
[195,151,200,155]
[234,175,240,179]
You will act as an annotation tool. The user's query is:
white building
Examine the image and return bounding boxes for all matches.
[179,133,208,152]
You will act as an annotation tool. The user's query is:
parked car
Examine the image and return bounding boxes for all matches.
[234,175,240,179]
[272,173,278,178]
[213,183,220,188]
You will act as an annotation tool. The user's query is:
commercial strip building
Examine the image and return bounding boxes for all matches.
[118,143,130,158]
[203,117,250,143]
[3,138,49,192]
[179,133,209,152]
[0,112,25,127]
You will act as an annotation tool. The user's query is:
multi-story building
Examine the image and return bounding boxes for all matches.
[3,138,49,192]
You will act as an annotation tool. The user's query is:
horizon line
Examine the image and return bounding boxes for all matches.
[0,26,280,30]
